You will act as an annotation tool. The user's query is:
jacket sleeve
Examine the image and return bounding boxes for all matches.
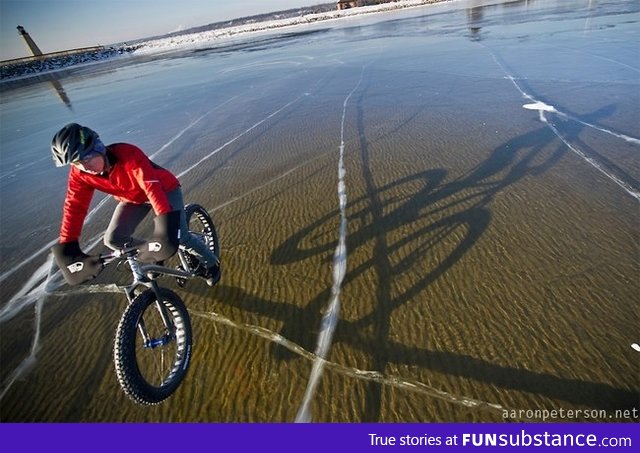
[129,148,174,216]
[59,169,95,243]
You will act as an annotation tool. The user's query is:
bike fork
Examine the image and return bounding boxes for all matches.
[123,255,177,348]
[126,280,176,349]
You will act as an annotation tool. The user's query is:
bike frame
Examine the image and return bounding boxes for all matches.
[101,246,196,349]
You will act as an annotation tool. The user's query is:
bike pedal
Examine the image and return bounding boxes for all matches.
[175,266,187,288]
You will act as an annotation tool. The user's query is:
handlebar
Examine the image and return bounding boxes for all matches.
[98,244,193,283]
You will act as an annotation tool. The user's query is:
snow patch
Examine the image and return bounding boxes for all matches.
[523,101,557,113]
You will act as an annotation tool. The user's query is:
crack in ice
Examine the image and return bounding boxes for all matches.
[294,66,365,423]
[487,49,640,201]
[191,309,507,419]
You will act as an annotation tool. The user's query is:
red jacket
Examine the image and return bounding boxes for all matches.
[59,143,180,243]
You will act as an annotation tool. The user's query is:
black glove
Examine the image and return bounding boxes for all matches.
[137,210,181,262]
[51,240,104,286]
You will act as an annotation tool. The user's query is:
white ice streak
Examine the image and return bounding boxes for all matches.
[522,101,557,123]
[0,295,43,401]
[176,95,305,179]
[192,309,506,417]
[0,196,111,285]
[544,117,640,200]
[559,113,640,146]
[149,96,238,161]
[523,101,640,146]
[523,101,556,113]
[0,253,121,400]
[488,52,640,201]
[295,67,365,423]
[0,256,57,399]
[0,257,53,324]
[0,204,109,325]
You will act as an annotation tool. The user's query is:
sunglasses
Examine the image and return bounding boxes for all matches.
[77,150,103,163]
[73,139,106,164]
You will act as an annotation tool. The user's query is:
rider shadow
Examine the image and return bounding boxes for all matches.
[345,97,635,421]
[270,67,570,348]
[263,141,559,419]
[261,77,633,419]
[209,114,637,420]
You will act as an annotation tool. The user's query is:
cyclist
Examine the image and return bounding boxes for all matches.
[50,123,221,286]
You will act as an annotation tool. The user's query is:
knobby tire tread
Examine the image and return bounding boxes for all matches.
[113,288,192,405]
[184,203,220,261]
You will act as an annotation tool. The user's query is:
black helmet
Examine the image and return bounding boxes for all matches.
[51,123,105,167]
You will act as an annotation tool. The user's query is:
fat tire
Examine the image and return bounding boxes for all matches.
[114,288,192,405]
[184,203,220,261]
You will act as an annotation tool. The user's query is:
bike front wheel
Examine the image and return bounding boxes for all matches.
[113,288,192,405]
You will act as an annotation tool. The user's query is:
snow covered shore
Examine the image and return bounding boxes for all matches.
[134,0,451,54]
[0,47,138,81]
[1,0,451,81]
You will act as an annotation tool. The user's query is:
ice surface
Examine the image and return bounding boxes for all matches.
[1,0,638,420]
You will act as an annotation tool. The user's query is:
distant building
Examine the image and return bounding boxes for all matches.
[337,1,365,10]
[337,1,398,10]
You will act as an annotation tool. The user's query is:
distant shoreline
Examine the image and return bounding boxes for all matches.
[135,0,453,53]
[1,0,452,82]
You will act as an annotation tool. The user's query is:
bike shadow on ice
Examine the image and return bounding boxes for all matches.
[257,96,636,419]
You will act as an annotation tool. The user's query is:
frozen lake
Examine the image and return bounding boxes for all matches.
[0,0,638,422]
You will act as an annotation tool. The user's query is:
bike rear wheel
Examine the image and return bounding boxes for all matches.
[172,203,220,286]
[185,203,220,261]
[113,288,192,405]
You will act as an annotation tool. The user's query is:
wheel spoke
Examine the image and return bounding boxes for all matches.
[114,288,192,405]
